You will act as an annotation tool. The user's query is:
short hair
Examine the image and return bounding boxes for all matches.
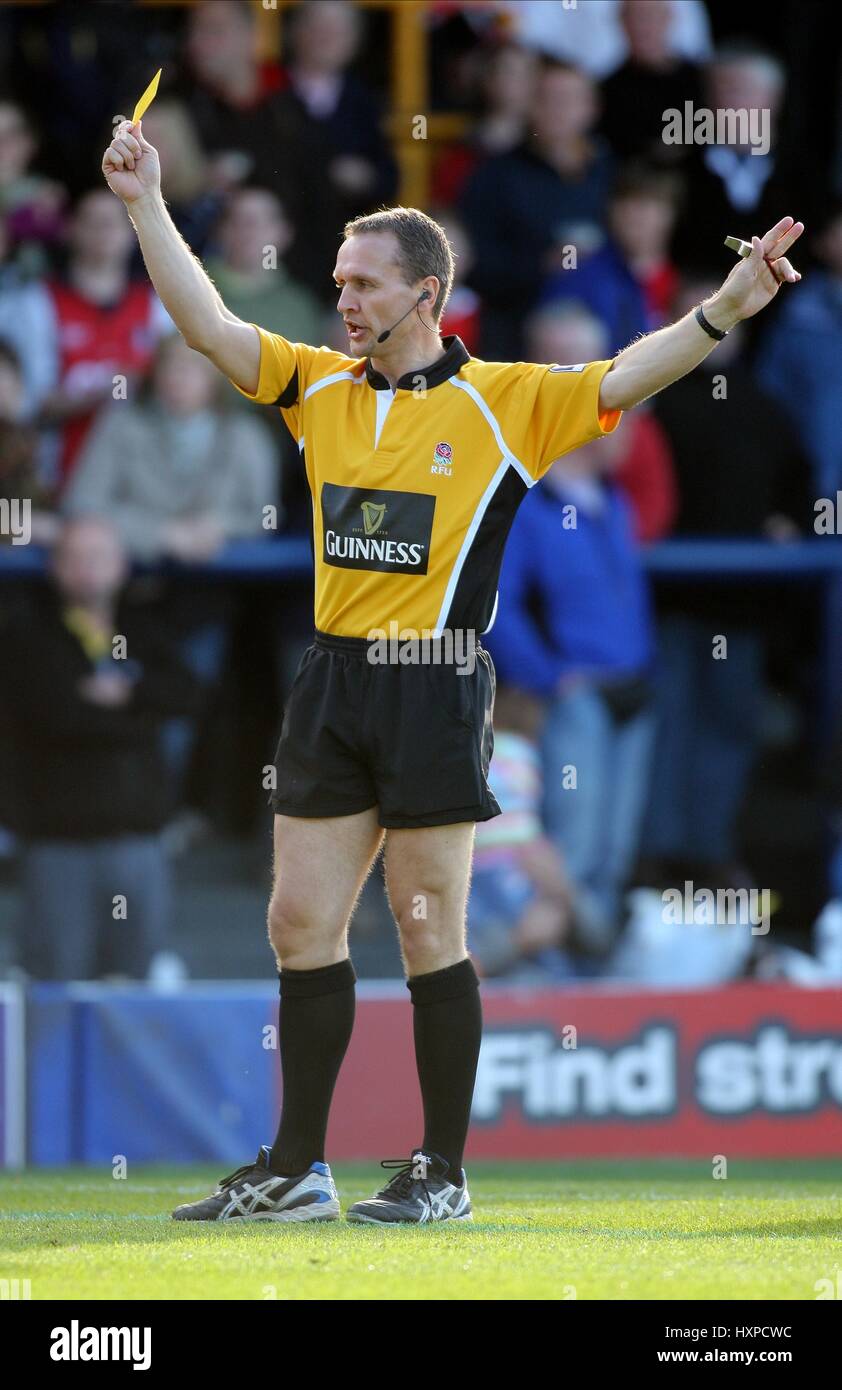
[524,300,609,358]
[537,55,590,81]
[611,160,685,214]
[287,0,363,46]
[223,185,287,221]
[710,40,787,91]
[343,206,455,323]
[202,0,256,27]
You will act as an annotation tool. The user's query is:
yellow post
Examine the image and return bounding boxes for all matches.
[389,0,429,209]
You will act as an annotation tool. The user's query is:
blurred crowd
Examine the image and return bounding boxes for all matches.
[0,0,840,986]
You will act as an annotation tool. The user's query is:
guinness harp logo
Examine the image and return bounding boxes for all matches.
[322,483,434,574]
[361,500,386,535]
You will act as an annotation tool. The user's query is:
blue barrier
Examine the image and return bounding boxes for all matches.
[0,537,313,578]
[27,984,277,1167]
[18,981,842,1166]
[1,536,841,579]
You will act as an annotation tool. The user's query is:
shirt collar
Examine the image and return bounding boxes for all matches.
[364,334,470,392]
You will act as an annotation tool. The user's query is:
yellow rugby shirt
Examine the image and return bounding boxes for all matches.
[233,331,621,638]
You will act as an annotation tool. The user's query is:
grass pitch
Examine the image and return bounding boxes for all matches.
[1,1160,839,1300]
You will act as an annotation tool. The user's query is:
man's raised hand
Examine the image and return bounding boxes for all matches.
[716,216,804,323]
[102,119,160,205]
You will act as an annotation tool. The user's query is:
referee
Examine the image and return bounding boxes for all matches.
[103,119,802,1225]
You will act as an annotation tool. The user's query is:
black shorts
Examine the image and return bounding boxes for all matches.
[270,630,501,829]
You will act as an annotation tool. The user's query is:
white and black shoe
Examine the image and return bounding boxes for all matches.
[346,1149,472,1225]
[171,1145,340,1222]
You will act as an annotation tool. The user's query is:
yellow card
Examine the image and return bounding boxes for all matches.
[132,68,161,125]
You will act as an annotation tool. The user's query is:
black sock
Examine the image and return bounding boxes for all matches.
[269,958,356,1176]
[407,957,482,1186]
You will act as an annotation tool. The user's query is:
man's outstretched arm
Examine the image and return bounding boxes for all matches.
[102,119,260,393]
[599,217,804,413]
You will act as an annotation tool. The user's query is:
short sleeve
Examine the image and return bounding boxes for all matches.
[229,325,304,407]
[228,327,345,442]
[522,358,622,480]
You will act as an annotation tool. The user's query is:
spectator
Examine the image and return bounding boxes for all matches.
[599,0,706,165]
[205,188,323,358]
[540,161,683,354]
[64,331,279,560]
[0,339,56,545]
[27,189,172,493]
[754,201,842,496]
[431,42,539,208]
[179,0,289,159]
[436,211,482,356]
[1,2,157,197]
[3,517,199,980]
[0,99,67,276]
[641,277,811,888]
[205,184,326,526]
[614,161,683,327]
[283,0,398,226]
[176,0,343,301]
[498,0,712,80]
[64,330,278,797]
[461,57,615,359]
[0,212,64,420]
[674,44,804,277]
[525,302,677,542]
[486,369,656,951]
[138,100,224,258]
[468,686,577,981]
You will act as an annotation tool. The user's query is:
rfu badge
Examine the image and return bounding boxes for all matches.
[431,441,453,476]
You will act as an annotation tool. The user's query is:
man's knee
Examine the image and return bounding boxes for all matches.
[386,845,457,920]
[392,887,465,972]
[266,888,349,968]
[389,875,443,929]
[266,892,314,960]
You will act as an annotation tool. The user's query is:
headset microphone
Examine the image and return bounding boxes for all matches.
[376,290,432,345]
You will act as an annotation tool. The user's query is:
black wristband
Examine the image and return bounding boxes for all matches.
[695,304,728,341]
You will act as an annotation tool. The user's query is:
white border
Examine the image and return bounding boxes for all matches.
[0,983,25,1168]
